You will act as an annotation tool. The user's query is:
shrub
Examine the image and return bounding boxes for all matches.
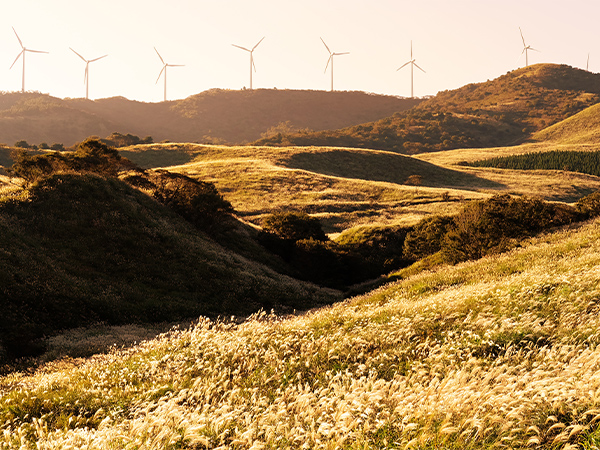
[576,191,600,218]
[442,194,579,263]
[9,138,134,184]
[148,170,233,231]
[403,215,455,260]
[261,211,327,242]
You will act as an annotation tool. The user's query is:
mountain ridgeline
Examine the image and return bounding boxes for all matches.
[254,64,600,153]
[0,89,420,148]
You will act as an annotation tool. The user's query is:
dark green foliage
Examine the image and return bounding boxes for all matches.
[102,132,153,148]
[9,138,134,184]
[336,225,412,278]
[466,150,600,176]
[442,195,579,263]
[261,211,327,242]
[403,195,581,265]
[576,191,600,218]
[403,216,455,260]
[14,140,30,148]
[147,170,233,232]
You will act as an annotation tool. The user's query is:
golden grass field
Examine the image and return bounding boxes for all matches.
[123,139,600,235]
[3,215,600,448]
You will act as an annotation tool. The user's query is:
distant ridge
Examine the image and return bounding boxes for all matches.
[0,89,420,147]
[255,64,600,153]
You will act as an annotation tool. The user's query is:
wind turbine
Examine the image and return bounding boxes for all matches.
[587,53,590,71]
[10,27,48,93]
[70,48,107,100]
[154,47,184,102]
[232,37,265,90]
[519,27,539,67]
[320,37,349,92]
[396,41,425,98]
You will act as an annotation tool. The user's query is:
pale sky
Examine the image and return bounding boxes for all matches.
[1,0,598,102]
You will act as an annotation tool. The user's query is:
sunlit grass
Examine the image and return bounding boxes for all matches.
[122,143,485,233]
[4,218,600,448]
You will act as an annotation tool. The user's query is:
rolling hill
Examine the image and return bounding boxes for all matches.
[255,64,600,153]
[0,89,420,147]
[5,214,600,448]
[531,101,600,145]
[0,170,338,359]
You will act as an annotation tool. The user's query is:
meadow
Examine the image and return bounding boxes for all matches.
[3,216,600,448]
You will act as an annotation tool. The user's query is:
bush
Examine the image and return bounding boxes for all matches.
[442,195,579,263]
[148,170,233,231]
[261,211,327,242]
[9,138,134,184]
[403,215,455,260]
[576,191,600,218]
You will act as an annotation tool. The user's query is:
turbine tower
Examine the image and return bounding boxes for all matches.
[320,37,349,92]
[70,48,107,100]
[519,27,539,67]
[396,41,425,98]
[10,27,48,93]
[154,47,184,102]
[232,37,265,90]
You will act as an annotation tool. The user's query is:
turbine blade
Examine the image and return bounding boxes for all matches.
[252,36,265,51]
[84,65,88,84]
[154,47,165,65]
[324,55,332,73]
[414,62,426,73]
[519,27,526,47]
[397,61,411,71]
[320,37,331,54]
[252,54,257,72]
[89,55,108,63]
[155,66,165,84]
[530,47,541,53]
[26,49,48,54]
[10,50,24,69]
[70,47,86,62]
[167,64,184,67]
[232,44,251,52]
[334,52,349,56]
[12,27,23,49]
[411,40,413,59]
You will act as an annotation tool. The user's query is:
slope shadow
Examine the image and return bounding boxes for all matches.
[279,150,504,190]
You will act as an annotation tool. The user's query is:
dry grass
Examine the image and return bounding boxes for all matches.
[4,218,600,448]
[123,144,488,232]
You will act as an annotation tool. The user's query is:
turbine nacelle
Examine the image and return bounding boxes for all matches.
[232,37,265,89]
[10,27,48,93]
[320,37,349,92]
[396,41,425,98]
[154,47,184,102]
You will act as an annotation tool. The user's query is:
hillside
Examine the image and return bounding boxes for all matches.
[255,64,600,153]
[532,101,600,144]
[4,216,600,448]
[0,171,337,358]
[0,89,420,147]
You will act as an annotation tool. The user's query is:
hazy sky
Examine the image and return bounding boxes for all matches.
[1,0,598,102]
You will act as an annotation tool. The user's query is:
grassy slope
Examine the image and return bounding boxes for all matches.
[532,101,600,145]
[0,173,337,356]
[255,63,600,153]
[122,144,489,233]
[4,217,600,448]
[123,142,600,236]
